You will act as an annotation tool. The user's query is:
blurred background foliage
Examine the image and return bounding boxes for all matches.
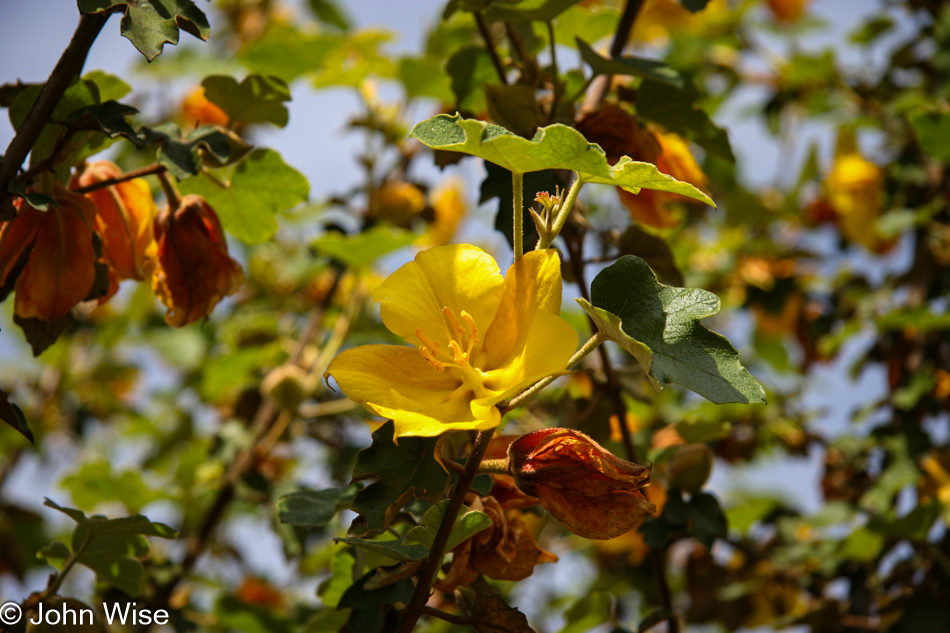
[1,0,950,632]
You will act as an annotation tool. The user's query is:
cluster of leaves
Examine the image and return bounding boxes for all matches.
[2,0,950,632]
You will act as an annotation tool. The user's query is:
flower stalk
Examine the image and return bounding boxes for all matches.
[513,171,524,260]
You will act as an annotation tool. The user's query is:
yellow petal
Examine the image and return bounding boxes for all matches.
[373,244,504,350]
[481,308,578,401]
[479,249,564,371]
[327,344,500,437]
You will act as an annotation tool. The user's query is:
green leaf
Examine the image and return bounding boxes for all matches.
[909,110,950,161]
[337,537,429,563]
[72,527,150,596]
[178,149,309,243]
[485,84,541,138]
[484,0,582,21]
[578,256,766,404]
[675,419,731,443]
[82,70,132,102]
[60,101,144,146]
[44,498,178,538]
[239,26,341,83]
[318,548,355,608]
[338,572,414,633]
[576,38,682,87]
[636,80,735,162]
[348,420,450,536]
[403,500,492,551]
[411,114,712,205]
[308,0,352,30]
[81,0,211,62]
[311,30,396,89]
[277,485,360,528]
[688,492,728,549]
[61,461,163,514]
[582,156,713,205]
[147,123,237,178]
[202,74,292,128]
[9,77,99,168]
[312,226,417,268]
[558,592,612,633]
[216,596,292,633]
[446,46,498,112]
[398,56,453,102]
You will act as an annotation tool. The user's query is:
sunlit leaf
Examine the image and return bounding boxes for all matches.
[578,256,765,404]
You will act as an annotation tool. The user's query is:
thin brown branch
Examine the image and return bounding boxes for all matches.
[474,12,509,86]
[562,227,680,633]
[70,163,167,194]
[580,0,646,113]
[418,606,477,625]
[0,11,110,214]
[134,272,344,633]
[395,428,496,633]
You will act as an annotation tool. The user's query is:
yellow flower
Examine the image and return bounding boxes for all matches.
[826,130,885,252]
[325,245,578,438]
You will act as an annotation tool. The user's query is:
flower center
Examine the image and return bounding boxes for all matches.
[414,307,479,372]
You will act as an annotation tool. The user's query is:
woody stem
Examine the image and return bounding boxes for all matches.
[513,171,524,260]
[156,170,182,209]
[537,173,584,250]
[396,428,496,633]
[502,331,606,413]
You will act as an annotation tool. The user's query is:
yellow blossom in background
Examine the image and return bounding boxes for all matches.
[632,0,727,43]
[374,181,427,227]
[419,178,466,246]
[825,130,886,252]
[325,244,578,438]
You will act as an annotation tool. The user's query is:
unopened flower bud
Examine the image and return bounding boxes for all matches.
[261,364,310,411]
[508,428,656,540]
[663,444,713,494]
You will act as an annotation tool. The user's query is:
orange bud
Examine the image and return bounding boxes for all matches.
[151,194,244,327]
[766,0,809,23]
[72,161,157,283]
[0,182,97,322]
[235,577,284,609]
[182,87,229,128]
[508,428,656,540]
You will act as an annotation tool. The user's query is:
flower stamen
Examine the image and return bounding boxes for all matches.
[419,346,445,371]
[460,310,479,351]
[415,327,442,351]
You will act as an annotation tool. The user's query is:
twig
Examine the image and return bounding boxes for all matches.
[395,429,496,633]
[547,21,562,124]
[474,12,509,86]
[156,170,181,209]
[70,163,167,194]
[580,0,646,113]
[0,12,110,211]
[418,606,476,625]
[41,530,92,600]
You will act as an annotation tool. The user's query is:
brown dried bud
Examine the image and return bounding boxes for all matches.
[151,194,244,327]
[508,428,656,540]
